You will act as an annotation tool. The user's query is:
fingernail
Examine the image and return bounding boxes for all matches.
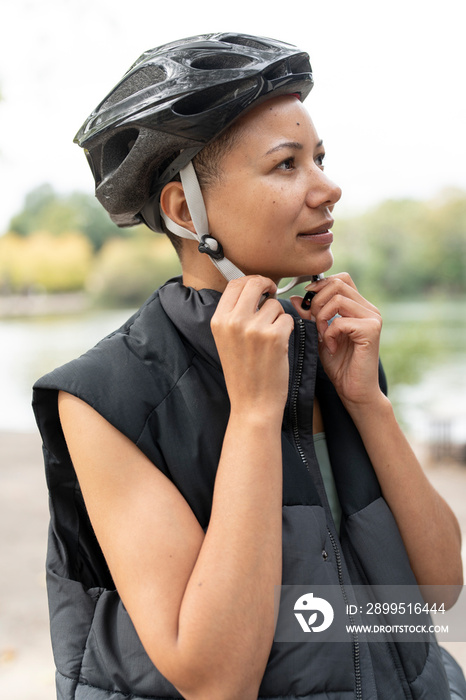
[304,282,318,291]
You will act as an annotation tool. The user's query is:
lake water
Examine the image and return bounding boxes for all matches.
[0,307,132,433]
[1,300,465,453]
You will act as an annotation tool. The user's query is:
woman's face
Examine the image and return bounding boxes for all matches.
[202,95,342,282]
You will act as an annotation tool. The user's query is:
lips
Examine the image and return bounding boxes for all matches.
[299,231,333,245]
[299,219,334,236]
[297,219,334,244]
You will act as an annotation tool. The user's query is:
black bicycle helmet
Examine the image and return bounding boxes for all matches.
[74,32,313,231]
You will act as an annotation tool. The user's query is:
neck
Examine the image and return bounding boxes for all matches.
[180,243,285,292]
[181,251,230,292]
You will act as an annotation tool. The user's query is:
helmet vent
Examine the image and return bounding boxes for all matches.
[100,66,167,109]
[101,128,140,175]
[173,78,256,116]
[264,54,311,82]
[288,54,313,75]
[219,35,270,51]
[263,60,288,81]
[190,54,253,70]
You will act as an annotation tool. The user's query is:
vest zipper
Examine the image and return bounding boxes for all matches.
[290,319,307,468]
[327,526,363,700]
[291,318,363,700]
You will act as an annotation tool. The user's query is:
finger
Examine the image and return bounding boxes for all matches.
[309,276,380,317]
[322,316,382,356]
[318,294,380,323]
[305,272,358,294]
[257,296,286,323]
[234,277,279,315]
[315,295,381,341]
[270,310,295,341]
[313,278,375,312]
[328,272,359,292]
[217,276,277,315]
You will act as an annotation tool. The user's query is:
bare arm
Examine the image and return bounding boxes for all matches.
[343,393,462,606]
[59,276,294,700]
[291,274,463,607]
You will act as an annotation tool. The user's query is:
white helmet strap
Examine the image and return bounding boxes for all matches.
[160,161,318,295]
[160,162,244,283]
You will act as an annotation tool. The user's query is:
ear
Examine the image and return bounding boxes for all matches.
[160,181,196,235]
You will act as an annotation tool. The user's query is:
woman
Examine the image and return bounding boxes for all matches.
[33,33,465,699]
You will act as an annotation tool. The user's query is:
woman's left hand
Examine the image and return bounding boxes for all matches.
[294,274,463,601]
[290,273,383,410]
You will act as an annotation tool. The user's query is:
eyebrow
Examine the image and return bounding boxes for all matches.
[264,139,324,156]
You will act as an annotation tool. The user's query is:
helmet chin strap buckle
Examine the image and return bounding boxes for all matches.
[198,234,225,261]
[276,273,325,295]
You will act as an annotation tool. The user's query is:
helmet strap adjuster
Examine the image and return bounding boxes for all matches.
[198,235,224,260]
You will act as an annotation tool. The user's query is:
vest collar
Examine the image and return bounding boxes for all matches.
[158,277,222,369]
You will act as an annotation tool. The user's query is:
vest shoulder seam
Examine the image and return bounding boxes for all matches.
[135,362,194,446]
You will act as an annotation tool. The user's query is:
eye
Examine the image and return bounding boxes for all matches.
[276,156,295,171]
[315,152,326,170]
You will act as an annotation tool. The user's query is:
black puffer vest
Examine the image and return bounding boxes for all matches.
[33,279,452,699]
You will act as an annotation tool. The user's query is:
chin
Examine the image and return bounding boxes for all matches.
[278,264,333,280]
[247,256,334,281]
[287,252,334,279]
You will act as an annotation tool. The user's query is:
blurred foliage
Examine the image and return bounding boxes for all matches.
[377,296,466,391]
[331,189,466,389]
[87,234,181,307]
[379,322,442,390]
[4,184,182,305]
[0,230,93,293]
[8,184,127,250]
[331,188,466,301]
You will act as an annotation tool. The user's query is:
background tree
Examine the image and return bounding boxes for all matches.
[8,184,129,250]
[332,189,466,300]
[88,234,181,307]
[0,230,93,293]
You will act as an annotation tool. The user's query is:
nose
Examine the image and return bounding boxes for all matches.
[306,168,342,210]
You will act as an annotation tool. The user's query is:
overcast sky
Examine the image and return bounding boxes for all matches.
[1,0,466,233]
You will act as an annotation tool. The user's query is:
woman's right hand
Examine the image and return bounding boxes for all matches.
[211,276,294,420]
[58,275,291,700]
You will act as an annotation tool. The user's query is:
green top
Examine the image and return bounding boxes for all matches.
[313,432,341,533]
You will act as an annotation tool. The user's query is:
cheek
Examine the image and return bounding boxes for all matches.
[244,184,294,223]
[204,180,302,240]
[205,184,263,235]
[203,190,232,234]
[267,192,303,226]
